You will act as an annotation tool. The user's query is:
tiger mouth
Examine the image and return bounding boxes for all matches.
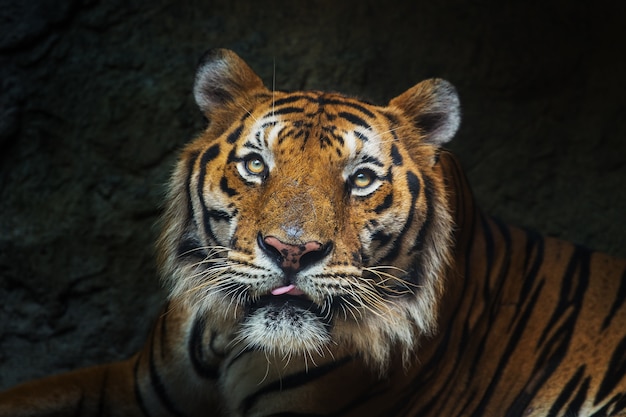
[246,294,329,324]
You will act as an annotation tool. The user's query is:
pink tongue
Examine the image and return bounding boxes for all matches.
[271,285,305,296]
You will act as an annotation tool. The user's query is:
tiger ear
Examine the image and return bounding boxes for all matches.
[193,48,266,115]
[389,78,460,146]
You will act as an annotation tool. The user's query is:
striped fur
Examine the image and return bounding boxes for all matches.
[1,49,625,417]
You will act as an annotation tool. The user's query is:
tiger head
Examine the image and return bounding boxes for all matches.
[158,49,460,370]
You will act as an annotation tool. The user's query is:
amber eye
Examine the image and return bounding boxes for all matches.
[351,169,375,189]
[244,155,267,176]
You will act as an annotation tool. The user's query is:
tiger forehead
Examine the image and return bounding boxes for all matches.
[243,92,398,155]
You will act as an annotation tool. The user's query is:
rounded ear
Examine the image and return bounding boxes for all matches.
[389,78,461,146]
[193,48,266,116]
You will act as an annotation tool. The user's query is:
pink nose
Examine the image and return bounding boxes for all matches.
[260,236,325,271]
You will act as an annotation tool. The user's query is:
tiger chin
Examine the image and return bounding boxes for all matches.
[157,48,458,371]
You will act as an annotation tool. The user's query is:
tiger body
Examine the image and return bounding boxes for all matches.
[1,49,625,417]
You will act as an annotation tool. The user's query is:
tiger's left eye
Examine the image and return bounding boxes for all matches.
[351,169,375,189]
[245,155,266,176]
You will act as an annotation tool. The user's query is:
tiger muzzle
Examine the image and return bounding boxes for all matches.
[257,233,333,273]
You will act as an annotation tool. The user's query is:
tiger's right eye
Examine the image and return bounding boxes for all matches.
[244,155,267,176]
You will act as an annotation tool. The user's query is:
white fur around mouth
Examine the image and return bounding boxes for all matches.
[238,296,331,356]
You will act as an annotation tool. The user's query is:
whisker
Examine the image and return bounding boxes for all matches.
[177,245,230,259]
[237,102,258,123]
[366,265,408,274]
[272,56,276,118]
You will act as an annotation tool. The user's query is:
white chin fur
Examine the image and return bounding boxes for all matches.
[237,304,331,357]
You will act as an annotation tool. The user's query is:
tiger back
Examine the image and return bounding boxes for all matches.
[0,48,625,417]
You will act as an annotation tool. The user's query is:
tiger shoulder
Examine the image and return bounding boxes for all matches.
[1,48,624,417]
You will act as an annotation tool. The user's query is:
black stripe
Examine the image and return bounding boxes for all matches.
[245,141,262,151]
[391,144,403,166]
[188,315,220,379]
[338,111,371,131]
[472,279,545,416]
[273,94,311,107]
[197,150,215,245]
[176,151,203,260]
[240,356,353,415]
[537,245,590,346]
[360,155,384,167]
[547,365,586,416]
[354,130,370,142]
[197,146,235,245]
[590,393,626,416]
[566,376,591,414]
[207,209,234,221]
[272,106,304,116]
[467,216,512,382]
[219,176,238,197]
[374,192,393,214]
[276,125,291,145]
[410,174,431,255]
[602,266,626,330]
[226,148,240,164]
[227,125,244,144]
[378,170,420,268]
[491,217,513,281]
[479,213,496,301]
[594,333,626,404]
[611,393,626,414]
[484,217,513,321]
[504,247,590,416]
[514,228,545,327]
[273,94,377,118]
[324,126,345,146]
[371,229,393,247]
[406,171,422,204]
[159,303,170,362]
[325,99,375,118]
[176,236,205,261]
[293,120,314,130]
[239,110,254,123]
[148,323,186,416]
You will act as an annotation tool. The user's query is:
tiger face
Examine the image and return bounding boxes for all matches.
[158,49,460,369]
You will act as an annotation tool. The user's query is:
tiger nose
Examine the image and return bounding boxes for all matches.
[257,234,331,272]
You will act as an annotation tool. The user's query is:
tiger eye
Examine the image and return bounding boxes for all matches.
[352,170,373,188]
[245,157,266,175]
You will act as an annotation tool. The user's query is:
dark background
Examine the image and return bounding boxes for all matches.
[0,0,624,390]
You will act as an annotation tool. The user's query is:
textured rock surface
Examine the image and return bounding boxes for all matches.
[0,0,624,390]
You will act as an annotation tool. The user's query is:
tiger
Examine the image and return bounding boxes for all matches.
[1,47,625,417]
